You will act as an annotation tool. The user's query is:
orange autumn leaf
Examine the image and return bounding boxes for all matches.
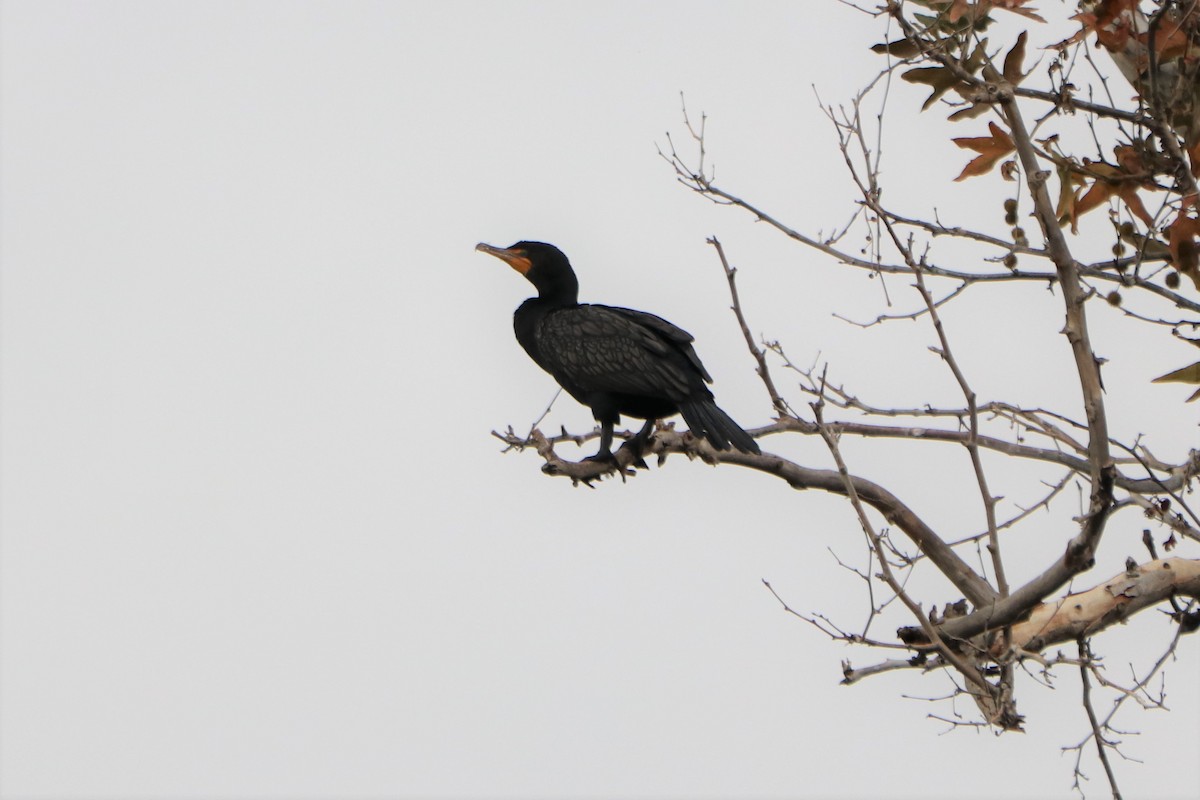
[1113,144,1147,175]
[1113,184,1154,226]
[1129,5,1200,68]
[1094,20,1135,53]
[945,0,973,22]
[1062,145,1157,229]
[1078,151,1154,225]
[1058,0,1140,49]
[1072,178,1154,227]
[953,122,1015,181]
[1144,19,1193,62]
[1054,19,1091,49]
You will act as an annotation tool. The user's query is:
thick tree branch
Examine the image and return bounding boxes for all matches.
[985,558,1200,659]
[812,394,1014,723]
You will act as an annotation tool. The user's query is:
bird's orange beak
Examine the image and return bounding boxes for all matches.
[475,242,532,275]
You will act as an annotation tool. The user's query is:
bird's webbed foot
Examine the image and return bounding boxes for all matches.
[583,448,638,482]
[580,421,650,476]
[582,420,640,476]
[583,449,620,467]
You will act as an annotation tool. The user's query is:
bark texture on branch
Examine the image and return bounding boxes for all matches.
[990,557,1200,658]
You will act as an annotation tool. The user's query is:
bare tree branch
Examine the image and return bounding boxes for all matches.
[1077,639,1125,800]
[708,236,793,418]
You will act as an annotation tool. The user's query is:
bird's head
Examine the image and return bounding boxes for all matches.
[476,240,578,303]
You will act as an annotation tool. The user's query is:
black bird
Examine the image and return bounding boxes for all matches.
[476,240,760,463]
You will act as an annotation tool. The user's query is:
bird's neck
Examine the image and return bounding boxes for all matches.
[534,268,579,308]
[514,269,579,363]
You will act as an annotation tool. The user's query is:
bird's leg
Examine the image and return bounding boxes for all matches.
[584,420,618,466]
[624,420,656,469]
[631,419,656,450]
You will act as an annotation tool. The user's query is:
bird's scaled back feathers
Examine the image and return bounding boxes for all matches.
[536,304,708,401]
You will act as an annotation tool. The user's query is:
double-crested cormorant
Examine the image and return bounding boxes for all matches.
[476,240,760,462]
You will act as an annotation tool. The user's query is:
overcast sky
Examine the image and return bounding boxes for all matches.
[2,2,1197,799]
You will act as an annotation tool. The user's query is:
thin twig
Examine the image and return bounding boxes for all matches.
[708,236,794,418]
[1078,639,1124,800]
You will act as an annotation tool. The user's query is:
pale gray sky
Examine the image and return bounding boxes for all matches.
[2,2,1197,798]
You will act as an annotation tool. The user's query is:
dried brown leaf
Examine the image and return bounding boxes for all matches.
[952,122,1015,181]
[1003,31,1028,84]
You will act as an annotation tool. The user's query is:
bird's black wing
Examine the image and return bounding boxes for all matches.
[536,305,699,400]
[595,305,713,384]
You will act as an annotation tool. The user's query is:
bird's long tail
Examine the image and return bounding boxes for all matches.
[678,399,760,455]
